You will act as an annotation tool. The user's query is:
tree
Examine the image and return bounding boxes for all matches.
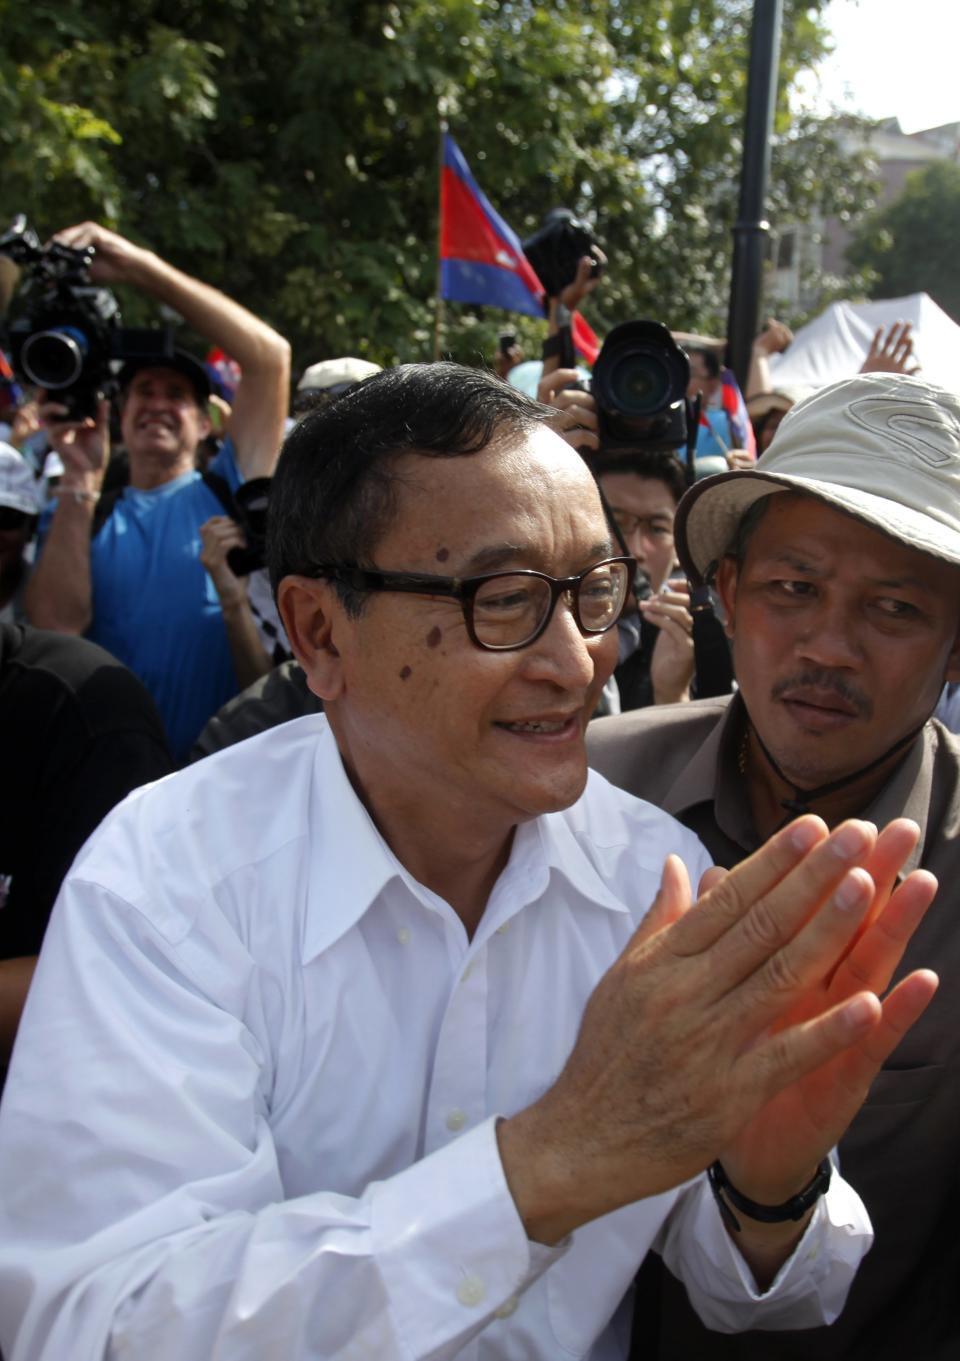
[1,0,878,373]
[848,160,960,323]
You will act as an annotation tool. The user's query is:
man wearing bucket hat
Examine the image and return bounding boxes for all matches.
[589,371,960,1359]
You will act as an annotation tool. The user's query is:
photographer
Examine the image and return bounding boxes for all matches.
[24,222,290,761]
[534,237,697,712]
[540,363,694,711]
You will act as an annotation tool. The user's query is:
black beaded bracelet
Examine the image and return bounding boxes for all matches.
[707,1158,832,1234]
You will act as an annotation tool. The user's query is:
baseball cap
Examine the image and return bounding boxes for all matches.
[117,349,212,404]
[676,373,960,584]
[0,444,40,516]
[297,358,381,397]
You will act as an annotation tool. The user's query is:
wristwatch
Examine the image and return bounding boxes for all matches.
[707,1158,832,1234]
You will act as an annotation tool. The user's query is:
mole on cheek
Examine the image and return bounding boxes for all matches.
[399,665,412,680]
[426,626,442,648]
[435,547,450,562]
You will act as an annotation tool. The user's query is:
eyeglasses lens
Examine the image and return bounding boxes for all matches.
[471,563,628,648]
[579,562,628,631]
[473,575,552,648]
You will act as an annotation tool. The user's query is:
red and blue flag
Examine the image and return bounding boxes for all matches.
[440,133,601,365]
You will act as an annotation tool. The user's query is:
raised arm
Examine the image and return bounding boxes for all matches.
[53,223,292,481]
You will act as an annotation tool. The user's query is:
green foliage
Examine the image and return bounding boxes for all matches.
[848,161,960,323]
[1,0,877,373]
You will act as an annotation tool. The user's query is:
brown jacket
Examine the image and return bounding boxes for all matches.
[589,696,960,1360]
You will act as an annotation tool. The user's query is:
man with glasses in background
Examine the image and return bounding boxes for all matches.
[591,447,695,711]
[0,364,939,1361]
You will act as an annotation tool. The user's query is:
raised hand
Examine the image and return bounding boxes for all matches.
[199,516,249,607]
[498,815,937,1246]
[537,368,600,453]
[643,576,695,704]
[49,222,147,286]
[860,321,919,376]
[719,818,936,1203]
[39,395,110,494]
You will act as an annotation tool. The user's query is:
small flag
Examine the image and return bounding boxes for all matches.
[440,133,600,364]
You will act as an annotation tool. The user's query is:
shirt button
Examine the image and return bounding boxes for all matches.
[456,1275,486,1307]
[461,960,475,983]
[494,1295,519,1319]
[446,1108,467,1132]
[496,922,510,934]
[396,927,411,945]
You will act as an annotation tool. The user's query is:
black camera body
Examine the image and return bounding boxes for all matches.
[224,477,271,578]
[590,320,690,452]
[0,216,175,419]
[522,209,604,301]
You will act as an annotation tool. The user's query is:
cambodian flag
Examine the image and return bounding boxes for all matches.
[440,133,600,365]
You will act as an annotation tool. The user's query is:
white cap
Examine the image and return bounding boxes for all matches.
[0,444,40,515]
[676,373,960,582]
[297,357,381,394]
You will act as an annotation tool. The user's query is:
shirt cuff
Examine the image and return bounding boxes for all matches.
[373,1116,566,1357]
[662,1167,872,1332]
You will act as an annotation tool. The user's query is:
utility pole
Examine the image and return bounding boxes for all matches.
[727,0,783,394]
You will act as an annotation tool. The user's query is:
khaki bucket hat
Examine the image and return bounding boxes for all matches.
[675,373,960,584]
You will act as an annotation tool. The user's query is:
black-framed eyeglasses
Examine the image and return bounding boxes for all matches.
[607,507,675,543]
[312,556,635,652]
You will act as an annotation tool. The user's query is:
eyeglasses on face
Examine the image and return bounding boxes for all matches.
[311,556,634,652]
[608,507,675,542]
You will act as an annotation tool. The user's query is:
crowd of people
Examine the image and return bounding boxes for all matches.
[0,220,956,1361]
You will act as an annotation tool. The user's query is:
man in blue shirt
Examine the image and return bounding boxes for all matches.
[25,222,290,760]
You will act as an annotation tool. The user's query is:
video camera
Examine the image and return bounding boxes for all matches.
[0,215,177,419]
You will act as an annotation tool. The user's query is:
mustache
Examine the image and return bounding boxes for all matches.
[771,668,873,720]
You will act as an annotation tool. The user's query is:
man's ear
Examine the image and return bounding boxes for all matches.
[277,575,346,701]
[713,556,739,640]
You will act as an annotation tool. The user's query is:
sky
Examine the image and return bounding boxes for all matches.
[795,0,960,134]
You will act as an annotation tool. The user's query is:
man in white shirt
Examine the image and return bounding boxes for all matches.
[0,363,938,1360]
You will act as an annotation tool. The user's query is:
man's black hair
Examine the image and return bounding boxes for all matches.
[587,448,686,506]
[267,362,554,612]
[688,346,721,380]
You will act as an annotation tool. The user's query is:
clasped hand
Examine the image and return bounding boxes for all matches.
[499,815,937,1245]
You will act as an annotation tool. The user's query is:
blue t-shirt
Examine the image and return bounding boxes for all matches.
[42,442,243,762]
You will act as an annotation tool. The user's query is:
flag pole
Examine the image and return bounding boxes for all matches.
[434,117,448,361]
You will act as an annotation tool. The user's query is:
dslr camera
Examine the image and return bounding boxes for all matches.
[591,320,692,456]
[0,215,177,419]
[522,209,605,300]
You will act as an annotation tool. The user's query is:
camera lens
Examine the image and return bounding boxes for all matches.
[589,320,691,452]
[21,328,87,389]
[607,350,672,416]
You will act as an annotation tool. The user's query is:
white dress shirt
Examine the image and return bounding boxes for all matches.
[0,715,871,1361]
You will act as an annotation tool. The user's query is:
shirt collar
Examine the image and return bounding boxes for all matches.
[532,800,634,918]
[660,693,935,874]
[301,722,629,963]
[860,723,935,877]
[659,695,743,823]
[301,722,410,962]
